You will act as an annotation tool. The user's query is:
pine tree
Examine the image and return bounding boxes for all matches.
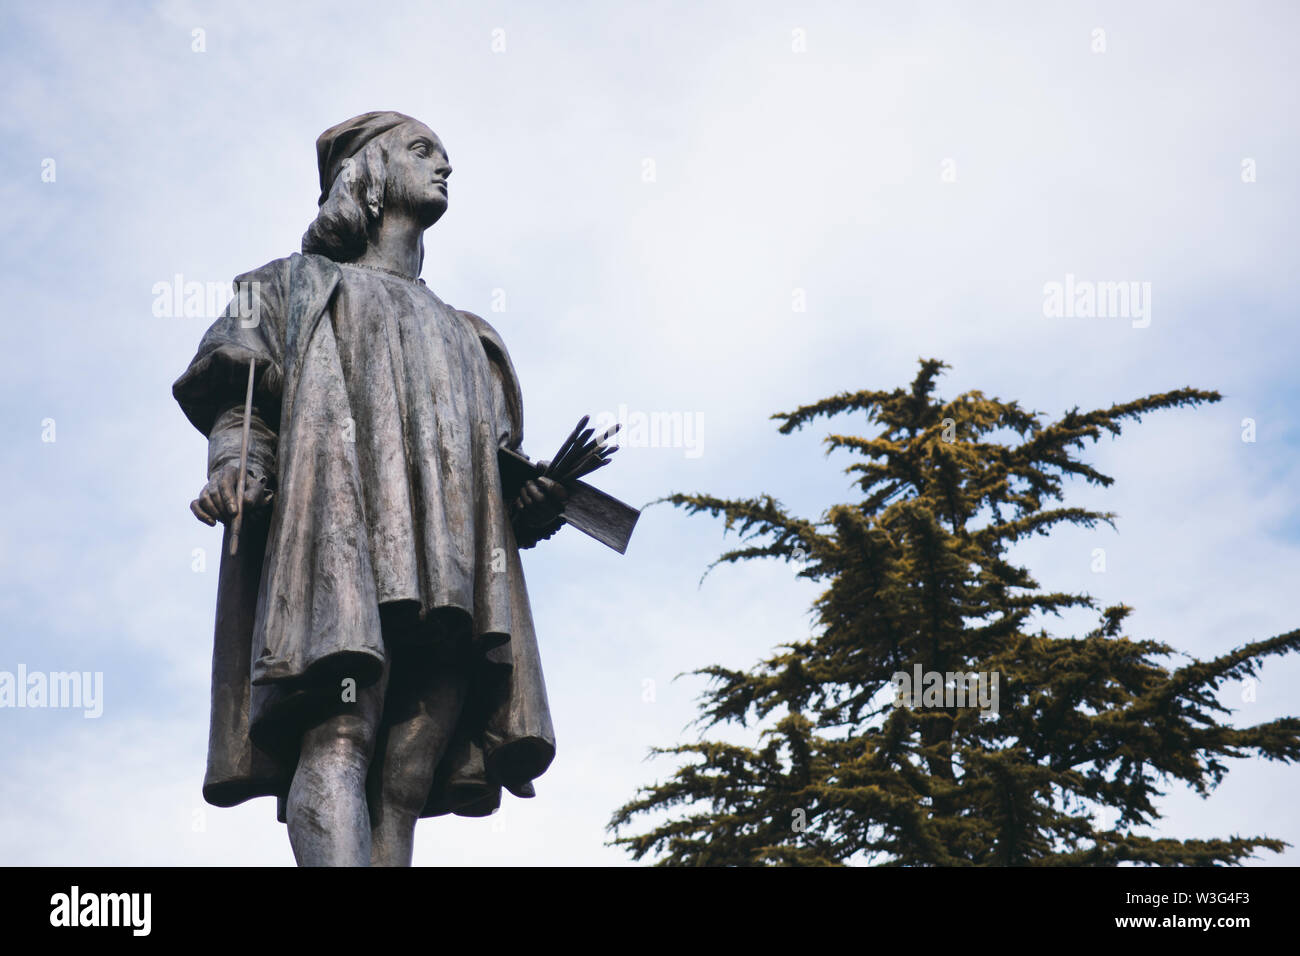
[608,359,1300,866]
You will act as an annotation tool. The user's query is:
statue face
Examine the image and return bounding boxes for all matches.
[384,121,452,228]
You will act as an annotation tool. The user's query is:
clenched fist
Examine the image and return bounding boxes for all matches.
[513,473,568,528]
[508,459,568,549]
[190,461,275,526]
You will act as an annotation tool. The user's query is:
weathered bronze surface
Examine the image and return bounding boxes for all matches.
[173,111,632,865]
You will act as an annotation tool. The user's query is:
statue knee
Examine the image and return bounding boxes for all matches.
[301,711,379,771]
[381,767,433,817]
[379,721,440,815]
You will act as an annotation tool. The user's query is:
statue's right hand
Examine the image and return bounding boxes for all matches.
[189,462,274,526]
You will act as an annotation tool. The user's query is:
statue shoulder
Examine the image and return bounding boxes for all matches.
[231,253,338,293]
[226,253,342,346]
[455,308,510,356]
[228,255,287,290]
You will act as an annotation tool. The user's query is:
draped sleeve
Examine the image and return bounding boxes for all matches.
[455,308,563,548]
[173,259,292,485]
[457,309,523,453]
[172,258,290,435]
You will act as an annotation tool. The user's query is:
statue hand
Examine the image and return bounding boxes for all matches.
[190,461,275,526]
[513,475,568,529]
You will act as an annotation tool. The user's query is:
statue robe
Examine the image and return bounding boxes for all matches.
[172,251,555,821]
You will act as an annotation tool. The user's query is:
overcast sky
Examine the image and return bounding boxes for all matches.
[1,0,1298,865]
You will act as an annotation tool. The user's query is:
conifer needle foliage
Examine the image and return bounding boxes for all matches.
[608,360,1300,866]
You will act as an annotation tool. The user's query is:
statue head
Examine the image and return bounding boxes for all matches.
[302,111,452,261]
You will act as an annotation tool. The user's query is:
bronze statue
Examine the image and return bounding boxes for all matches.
[173,111,634,865]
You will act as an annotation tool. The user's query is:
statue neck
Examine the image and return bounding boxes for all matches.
[352,211,424,280]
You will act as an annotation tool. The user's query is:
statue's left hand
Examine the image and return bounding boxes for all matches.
[513,474,568,529]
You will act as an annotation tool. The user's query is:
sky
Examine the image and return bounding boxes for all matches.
[1,0,1298,865]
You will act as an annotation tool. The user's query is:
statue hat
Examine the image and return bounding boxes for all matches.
[315,110,416,205]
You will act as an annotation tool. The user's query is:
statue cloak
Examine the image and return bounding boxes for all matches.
[172,251,555,822]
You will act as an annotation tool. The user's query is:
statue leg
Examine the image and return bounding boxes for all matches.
[286,660,389,867]
[369,645,471,866]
